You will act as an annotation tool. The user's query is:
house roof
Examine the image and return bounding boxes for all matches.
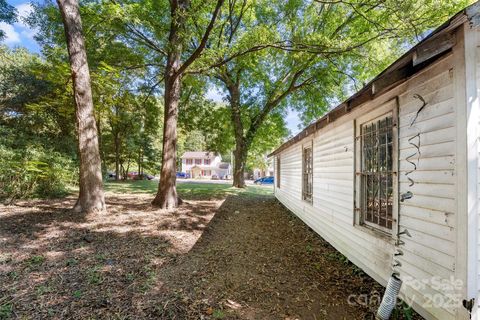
[190,165,215,170]
[181,151,217,159]
[218,162,231,169]
[269,1,480,157]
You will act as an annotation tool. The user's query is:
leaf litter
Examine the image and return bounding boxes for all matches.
[0,191,419,319]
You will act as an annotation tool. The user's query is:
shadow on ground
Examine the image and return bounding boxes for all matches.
[153,195,388,320]
[0,191,389,319]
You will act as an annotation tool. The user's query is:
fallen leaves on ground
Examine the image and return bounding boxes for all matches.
[0,192,419,319]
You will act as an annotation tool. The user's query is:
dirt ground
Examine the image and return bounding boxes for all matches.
[1,191,406,319]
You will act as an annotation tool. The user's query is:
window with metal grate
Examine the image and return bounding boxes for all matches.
[360,115,394,232]
[302,145,313,203]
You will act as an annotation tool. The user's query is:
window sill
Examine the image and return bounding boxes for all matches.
[302,198,313,205]
[353,224,396,245]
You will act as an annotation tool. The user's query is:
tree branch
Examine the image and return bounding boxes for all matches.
[125,24,167,56]
[176,0,225,76]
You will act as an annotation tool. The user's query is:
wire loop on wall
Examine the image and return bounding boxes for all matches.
[410,94,427,127]
[393,94,428,278]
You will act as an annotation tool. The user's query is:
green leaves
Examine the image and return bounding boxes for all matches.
[0,0,17,40]
[0,133,79,203]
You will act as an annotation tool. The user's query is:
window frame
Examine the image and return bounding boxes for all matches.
[186,159,193,165]
[302,140,313,203]
[354,99,399,237]
[195,159,202,165]
[204,159,211,165]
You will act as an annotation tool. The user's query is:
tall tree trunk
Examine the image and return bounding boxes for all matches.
[223,72,248,188]
[57,0,105,213]
[152,73,181,208]
[233,138,248,188]
[152,0,185,209]
[152,0,223,207]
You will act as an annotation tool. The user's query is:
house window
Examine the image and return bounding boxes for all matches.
[359,114,395,232]
[205,170,211,176]
[276,156,280,188]
[302,144,313,202]
[204,159,210,165]
[186,159,193,165]
[195,159,202,165]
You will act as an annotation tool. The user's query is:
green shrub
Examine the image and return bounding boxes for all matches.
[0,144,78,202]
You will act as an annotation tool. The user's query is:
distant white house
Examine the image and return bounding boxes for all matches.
[180,151,231,179]
[253,157,274,180]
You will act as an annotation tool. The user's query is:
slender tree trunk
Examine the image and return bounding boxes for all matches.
[114,133,120,181]
[137,148,142,178]
[57,0,105,213]
[96,114,105,178]
[140,149,144,176]
[124,160,130,180]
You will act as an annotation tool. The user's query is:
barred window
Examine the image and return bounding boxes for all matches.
[360,115,394,232]
[302,145,313,202]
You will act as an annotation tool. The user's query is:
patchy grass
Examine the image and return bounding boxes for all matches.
[104,180,273,199]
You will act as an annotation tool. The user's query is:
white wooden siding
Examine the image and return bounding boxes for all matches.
[476,42,480,292]
[472,26,480,319]
[275,45,467,318]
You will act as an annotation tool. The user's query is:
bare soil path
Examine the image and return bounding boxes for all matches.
[0,187,390,319]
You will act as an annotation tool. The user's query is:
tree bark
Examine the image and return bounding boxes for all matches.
[152,0,224,208]
[96,114,105,177]
[152,1,183,208]
[152,73,181,208]
[233,138,248,187]
[230,95,248,188]
[114,132,120,181]
[221,70,249,188]
[57,0,105,213]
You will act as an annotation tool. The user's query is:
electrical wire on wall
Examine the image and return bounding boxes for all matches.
[403,94,427,190]
[393,94,427,276]
[378,94,428,320]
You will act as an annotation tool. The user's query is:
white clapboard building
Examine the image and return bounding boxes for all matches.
[269,3,480,319]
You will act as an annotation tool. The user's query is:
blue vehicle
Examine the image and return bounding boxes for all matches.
[254,176,274,185]
[176,172,190,179]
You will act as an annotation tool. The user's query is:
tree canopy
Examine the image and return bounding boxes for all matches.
[0,0,474,201]
[0,0,16,40]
